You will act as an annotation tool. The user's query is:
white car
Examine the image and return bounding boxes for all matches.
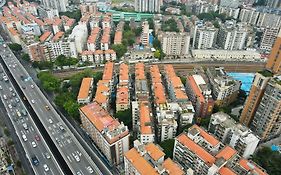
[48,118,53,124]
[8,104,12,109]
[43,164,49,172]
[45,152,51,159]
[87,166,94,174]
[31,141,37,148]
[22,134,27,142]
[31,84,34,89]
[31,99,35,104]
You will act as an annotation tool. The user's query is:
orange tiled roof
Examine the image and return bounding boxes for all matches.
[177,133,216,164]
[163,158,184,175]
[219,167,237,175]
[88,33,98,43]
[114,31,122,43]
[44,18,53,25]
[94,50,103,55]
[239,159,268,175]
[104,49,115,54]
[150,65,162,84]
[191,125,220,147]
[82,50,94,55]
[116,86,129,104]
[154,83,166,105]
[53,17,62,26]
[102,62,114,81]
[145,143,165,161]
[140,102,153,134]
[216,146,237,161]
[174,89,188,100]
[135,62,146,80]
[94,80,110,104]
[77,78,93,99]
[119,63,129,82]
[188,76,205,103]
[8,27,18,36]
[124,148,158,175]
[52,31,64,42]
[40,31,52,42]
[101,34,110,43]
[80,101,129,144]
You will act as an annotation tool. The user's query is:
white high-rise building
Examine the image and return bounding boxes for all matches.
[41,0,69,12]
[217,21,248,50]
[193,23,218,49]
[141,21,149,46]
[135,0,161,13]
[260,27,279,51]
[208,112,260,158]
[69,24,88,53]
[161,32,190,56]
[239,8,259,26]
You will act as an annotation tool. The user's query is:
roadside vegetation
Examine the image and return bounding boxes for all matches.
[38,69,103,122]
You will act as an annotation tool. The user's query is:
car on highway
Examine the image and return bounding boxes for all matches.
[73,153,80,162]
[31,141,37,148]
[8,104,12,109]
[21,109,27,116]
[15,97,19,103]
[31,99,35,104]
[22,123,28,130]
[31,156,39,166]
[43,164,49,172]
[87,166,94,174]
[35,135,40,141]
[12,92,16,97]
[48,118,53,124]
[0,85,2,90]
[3,95,7,100]
[22,134,27,142]
[45,152,51,159]
[31,84,34,89]
[45,105,50,110]
[9,87,13,91]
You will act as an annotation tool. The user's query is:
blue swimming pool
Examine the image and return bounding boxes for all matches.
[227,72,255,94]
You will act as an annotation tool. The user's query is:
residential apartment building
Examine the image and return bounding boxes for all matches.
[101,27,110,50]
[135,0,161,13]
[217,21,248,50]
[193,23,218,49]
[206,67,241,106]
[250,76,281,140]
[138,101,155,144]
[209,112,260,158]
[68,24,88,53]
[41,0,69,12]
[173,125,268,175]
[240,72,272,126]
[160,32,190,56]
[87,27,101,51]
[80,101,129,165]
[257,12,281,29]
[238,8,259,26]
[266,0,281,8]
[150,65,178,142]
[164,64,189,103]
[266,29,281,74]
[94,62,114,110]
[141,20,149,46]
[77,78,94,104]
[186,75,214,118]
[124,140,184,175]
[116,63,130,112]
[260,27,279,51]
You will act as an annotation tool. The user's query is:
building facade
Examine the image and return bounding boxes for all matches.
[160,32,190,56]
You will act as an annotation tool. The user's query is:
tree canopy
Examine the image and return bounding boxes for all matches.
[162,18,179,32]
[38,71,60,92]
[22,53,30,61]
[112,44,127,59]
[114,109,132,130]
[159,139,175,159]
[55,55,79,68]
[8,43,22,52]
[252,147,281,175]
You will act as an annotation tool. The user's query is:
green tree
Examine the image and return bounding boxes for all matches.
[38,71,61,92]
[16,160,22,168]
[213,21,220,28]
[180,76,187,85]
[159,139,175,159]
[55,55,67,68]
[197,13,214,21]
[59,10,82,22]
[153,38,161,49]
[199,116,211,129]
[114,109,132,130]
[8,43,22,52]
[112,44,127,59]
[154,50,161,59]
[7,139,14,146]
[133,27,142,37]
[63,100,80,121]
[4,128,10,136]
[22,53,30,61]
[252,147,281,175]
[32,61,54,70]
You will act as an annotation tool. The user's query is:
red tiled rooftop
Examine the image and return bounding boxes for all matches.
[102,62,114,81]
[77,78,93,99]
[191,125,220,147]
[40,31,52,42]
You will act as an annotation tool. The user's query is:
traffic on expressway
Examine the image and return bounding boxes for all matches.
[0,64,63,175]
[0,38,112,174]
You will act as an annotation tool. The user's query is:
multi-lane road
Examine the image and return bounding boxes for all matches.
[0,65,63,175]
[0,39,112,174]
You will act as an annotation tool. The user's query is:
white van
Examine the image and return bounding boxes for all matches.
[22,134,27,142]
